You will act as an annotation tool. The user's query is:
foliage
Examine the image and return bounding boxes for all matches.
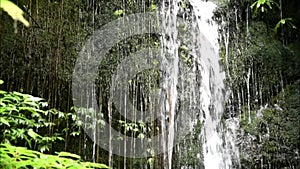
[0,80,109,167]
[0,0,29,27]
[216,1,300,168]
[0,82,65,152]
[250,0,279,14]
[0,143,109,169]
[118,120,146,139]
[239,81,300,168]
[250,0,297,34]
[274,18,296,34]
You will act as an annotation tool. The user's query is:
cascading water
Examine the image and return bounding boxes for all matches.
[190,0,238,168]
[72,0,239,168]
[158,0,239,168]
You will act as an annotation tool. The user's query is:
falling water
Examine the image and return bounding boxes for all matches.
[157,0,239,168]
[72,0,239,168]
[190,0,238,168]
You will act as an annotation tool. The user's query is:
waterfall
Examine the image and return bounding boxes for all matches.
[159,0,239,168]
[72,0,239,168]
[190,0,239,168]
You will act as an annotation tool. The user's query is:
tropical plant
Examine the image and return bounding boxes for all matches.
[250,0,297,34]
[118,120,146,139]
[250,0,279,14]
[0,79,110,167]
[0,80,65,152]
[0,143,109,169]
[274,18,296,33]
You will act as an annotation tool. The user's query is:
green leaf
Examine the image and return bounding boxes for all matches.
[0,117,10,126]
[24,96,44,102]
[57,152,81,160]
[83,162,109,168]
[266,1,272,9]
[0,144,108,168]
[250,2,257,9]
[38,145,49,153]
[3,94,21,102]
[147,158,154,165]
[0,90,7,94]
[150,4,156,11]
[0,80,3,84]
[58,111,66,119]
[70,131,80,136]
[27,129,41,140]
[257,2,261,8]
[114,9,123,16]
[274,18,296,34]
[0,0,29,27]
[19,107,37,113]
[138,133,145,139]
[179,45,189,51]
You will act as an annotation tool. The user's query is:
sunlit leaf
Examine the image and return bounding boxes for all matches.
[19,107,37,113]
[0,117,10,126]
[113,9,123,16]
[28,129,41,140]
[138,133,145,139]
[0,0,29,27]
[257,2,261,8]
[83,162,109,168]
[70,131,80,136]
[57,152,81,160]
[1,143,108,168]
[58,111,66,119]
[38,145,49,153]
[40,102,48,107]
[0,90,7,94]
[250,2,257,9]
[147,158,154,165]
[150,4,156,11]
[25,96,44,102]
[12,91,28,98]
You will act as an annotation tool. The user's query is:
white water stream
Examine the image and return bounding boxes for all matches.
[190,0,238,168]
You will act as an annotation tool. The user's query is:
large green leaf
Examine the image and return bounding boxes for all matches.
[0,0,29,27]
